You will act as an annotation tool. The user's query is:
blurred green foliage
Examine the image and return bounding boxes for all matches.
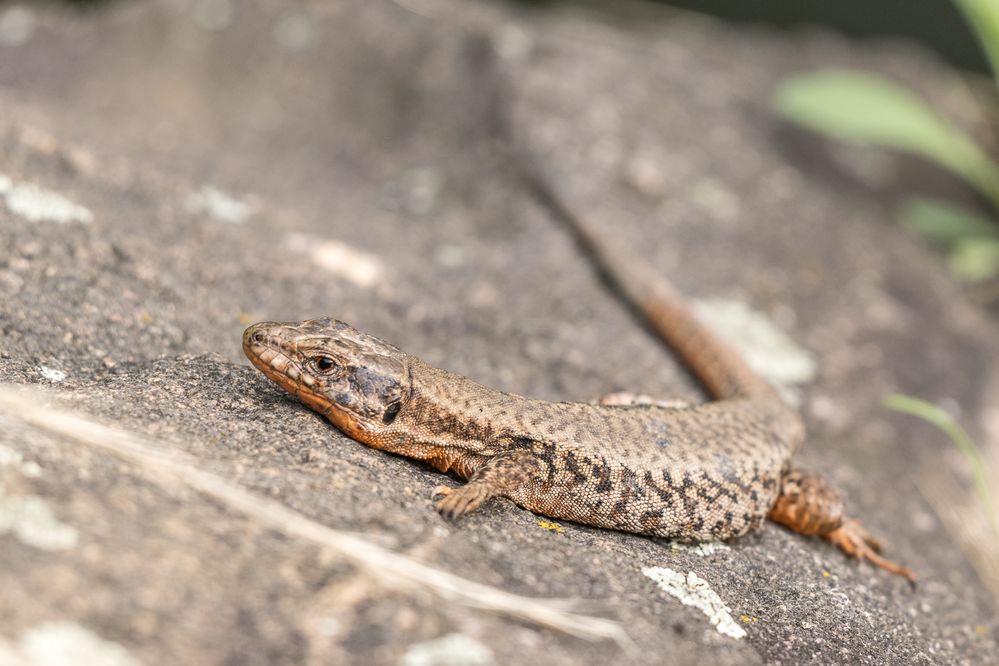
[774,0,999,284]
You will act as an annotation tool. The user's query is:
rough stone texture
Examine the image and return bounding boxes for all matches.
[1,0,998,664]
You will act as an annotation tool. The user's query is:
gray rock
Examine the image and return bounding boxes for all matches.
[0,1,996,664]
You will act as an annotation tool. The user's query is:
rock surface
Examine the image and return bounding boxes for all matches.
[1,1,998,664]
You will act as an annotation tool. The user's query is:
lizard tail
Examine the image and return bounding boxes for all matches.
[526,167,777,402]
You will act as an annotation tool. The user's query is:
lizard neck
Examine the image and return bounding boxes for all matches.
[400,360,530,447]
[362,359,528,476]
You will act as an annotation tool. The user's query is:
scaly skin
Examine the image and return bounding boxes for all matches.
[242,171,914,581]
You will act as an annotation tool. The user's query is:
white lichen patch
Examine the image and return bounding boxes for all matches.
[0,445,42,478]
[693,299,816,404]
[39,366,67,383]
[0,490,78,551]
[273,11,313,51]
[402,633,494,666]
[191,0,233,31]
[493,24,534,62]
[0,4,35,47]
[0,445,23,468]
[671,541,730,557]
[286,233,385,289]
[17,622,140,666]
[382,168,444,216]
[690,178,739,222]
[0,174,93,224]
[642,566,746,639]
[185,186,254,224]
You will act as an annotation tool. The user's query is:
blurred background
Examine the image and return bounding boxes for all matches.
[1,1,998,664]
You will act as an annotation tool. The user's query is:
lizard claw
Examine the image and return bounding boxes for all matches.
[434,482,492,521]
[825,519,915,584]
[843,519,884,553]
[431,484,454,501]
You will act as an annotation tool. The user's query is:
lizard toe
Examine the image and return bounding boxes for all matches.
[825,519,915,584]
[434,483,491,520]
[431,484,454,500]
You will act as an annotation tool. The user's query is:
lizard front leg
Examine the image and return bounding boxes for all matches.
[433,447,542,520]
[768,469,915,583]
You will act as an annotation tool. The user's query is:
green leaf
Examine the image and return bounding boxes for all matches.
[883,394,997,536]
[899,197,999,244]
[774,70,999,209]
[954,0,999,84]
[948,237,999,281]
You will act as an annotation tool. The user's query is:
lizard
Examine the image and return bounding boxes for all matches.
[242,169,914,582]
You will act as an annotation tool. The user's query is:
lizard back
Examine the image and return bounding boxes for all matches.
[393,360,801,540]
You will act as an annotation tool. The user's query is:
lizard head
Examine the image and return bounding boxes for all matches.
[243,318,410,442]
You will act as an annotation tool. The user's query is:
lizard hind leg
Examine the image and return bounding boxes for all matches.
[768,469,915,583]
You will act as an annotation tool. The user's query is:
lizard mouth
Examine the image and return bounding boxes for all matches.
[242,324,371,440]
[243,337,324,409]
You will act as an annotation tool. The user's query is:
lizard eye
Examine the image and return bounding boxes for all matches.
[313,356,336,373]
[383,400,401,425]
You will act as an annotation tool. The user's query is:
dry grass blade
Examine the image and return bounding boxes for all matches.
[0,386,631,649]
[914,476,999,603]
[883,394,999,601]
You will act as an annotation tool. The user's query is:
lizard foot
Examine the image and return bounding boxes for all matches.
[824,520,915,584]
[769,469,915,583]
[433,483,492,520]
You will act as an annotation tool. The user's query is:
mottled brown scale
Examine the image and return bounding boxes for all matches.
[242,170,914,582]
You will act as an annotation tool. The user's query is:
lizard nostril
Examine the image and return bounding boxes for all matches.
[251,331,265,345]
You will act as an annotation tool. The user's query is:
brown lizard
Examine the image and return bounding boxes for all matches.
[243,170,914,582]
